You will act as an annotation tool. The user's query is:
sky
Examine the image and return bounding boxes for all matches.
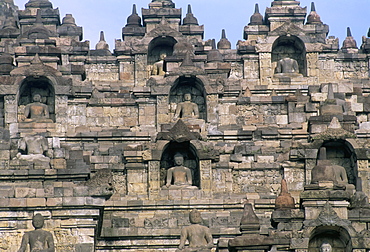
[13,0,370,50]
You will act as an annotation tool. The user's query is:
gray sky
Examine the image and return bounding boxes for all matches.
[14,0,370,50]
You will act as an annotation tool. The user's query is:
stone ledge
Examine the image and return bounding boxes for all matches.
[104,198,244,209]
[0,168,90,180]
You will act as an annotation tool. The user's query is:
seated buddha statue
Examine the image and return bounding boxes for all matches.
[23,93,53,123]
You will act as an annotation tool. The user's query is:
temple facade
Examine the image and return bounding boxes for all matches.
[0,0,370,251]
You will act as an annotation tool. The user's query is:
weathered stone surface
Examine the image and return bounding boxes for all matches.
[0,0,369,251]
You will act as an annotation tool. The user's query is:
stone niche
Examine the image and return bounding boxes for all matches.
[18,76,55,122]
[272,35,307,76]
[308,226,352,252]
[147,36,176,66]
[160,141,200,188]
[301,139,362,191]
[320,141,358,187]
[169,76,207,121]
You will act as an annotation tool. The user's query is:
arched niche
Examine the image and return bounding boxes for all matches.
[308,226,352,252]
[169,76,207,120]
[160,141,200,188]
[272,35,307,76]
[320,140,358,188]
[148,36,177,66]
[18,76,55,122]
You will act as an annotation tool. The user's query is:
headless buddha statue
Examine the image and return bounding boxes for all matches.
[310,147,352,190]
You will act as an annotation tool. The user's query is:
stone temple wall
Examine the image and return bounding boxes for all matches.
[0,0,370,251]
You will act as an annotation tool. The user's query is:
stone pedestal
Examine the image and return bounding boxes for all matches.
[18,122,55,133]
[159,187,201,200]
[300,189,351,220]
[271,74,306,85]
[271,209,304,231]
[13,153,51,168]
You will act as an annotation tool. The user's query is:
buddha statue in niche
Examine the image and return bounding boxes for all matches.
[23,93,53,123]
[164,152,197,189]
[309,147,354,190]
[275,57,299,74]
[151,52,166,76]
[320,242,332,252]
[173,93,199,121]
